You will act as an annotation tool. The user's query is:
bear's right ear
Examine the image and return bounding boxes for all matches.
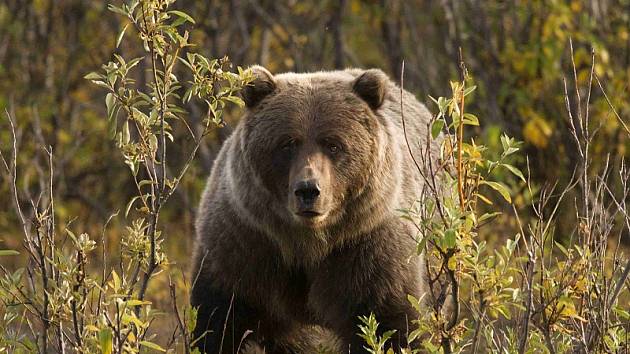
[242,65,277,109]
[352,69,388,110]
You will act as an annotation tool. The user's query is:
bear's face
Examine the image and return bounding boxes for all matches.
[240,67,388,230]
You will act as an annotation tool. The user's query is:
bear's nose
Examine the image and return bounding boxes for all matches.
[294,180,320,204]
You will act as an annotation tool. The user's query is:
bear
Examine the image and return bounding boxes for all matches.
[190,65,435,353]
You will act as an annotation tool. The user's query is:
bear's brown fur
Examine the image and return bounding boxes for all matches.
[190,66,434,353]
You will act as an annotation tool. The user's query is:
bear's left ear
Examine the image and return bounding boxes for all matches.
[242,65,277,109]
[352,69,388,110]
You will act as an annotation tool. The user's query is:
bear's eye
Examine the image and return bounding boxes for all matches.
[279,138,297,152]
[325,140,342,155]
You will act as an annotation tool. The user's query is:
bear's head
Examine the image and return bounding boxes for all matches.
[239,66,391,232]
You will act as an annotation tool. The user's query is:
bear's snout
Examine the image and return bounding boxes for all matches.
[287,148,334,226]
[293,179,321,213]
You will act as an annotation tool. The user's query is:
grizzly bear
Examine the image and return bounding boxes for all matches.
[190,66,434,353]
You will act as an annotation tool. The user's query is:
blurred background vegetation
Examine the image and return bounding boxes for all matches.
[1,0,629,317]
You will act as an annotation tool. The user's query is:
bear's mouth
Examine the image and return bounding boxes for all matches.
[296,210,321,218]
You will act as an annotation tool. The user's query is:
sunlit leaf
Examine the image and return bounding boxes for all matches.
[107,4,128,16]
[116,24,128,48]
[481,181,512,203]
[84,72,103,80]
[431,119,444,139]
[0,250,19,256]
[127,299,152,306]
[463,113,479,126]
[443,229,457,249]
[463,85,477,96]
[168,10,195,24]
[99,328,113,354]
[502,164,526,182]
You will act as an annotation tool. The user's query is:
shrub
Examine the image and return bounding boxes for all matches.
[0,1,250,352]
[364,54,630,353]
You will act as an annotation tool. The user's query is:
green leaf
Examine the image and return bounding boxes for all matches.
[126,300,152,306]
[107,4,128,17]
[91,80,111,90]
[126,159,139,176]
[99,328,113,354]
[500,134,520,155]
[106,93,116,120]
[223,95,245,108]
[111,270,121,291]
[128,0,139,13]
[463,85,477,96]
[108,114,118,138]
[121,313,144,329]
[506,238,517,253]
[416,235,428,254]
[65,228,79,245]
[84,72,102,80]
[443,229,457,249]
[481,181,512,203]
[140,341,166,352]
[614,306,630,320]
[500,134,509,151]
[407,294,422,312]
[138,180,153,188]
[554,241,570,257]
[437,96,448,114]
[148,135,158,154]
[168,10,195,24]
[478,212,502,223]
[0,250,19,256]
[476,193,493,205]
[116,24,128,48]
[494,304,511,319]
[187,307,199,335]
[431,120,444,139]
[502,164,526,183]
[125,195,141,217]
[447,256,457,270]
[126,57,143,70]
[171,16,188,28]
[122,121,130,144]
[463,113,479,126]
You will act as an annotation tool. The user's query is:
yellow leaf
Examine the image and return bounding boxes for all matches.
[126,300,152,306]
[99,328,113,354]
[554,296,580,320]
[140,341,166,352]
[85,325,100,332]
[523,117,552,149]
[476,193,493,205]
[570,1,581,12]
[448,256,457,271]
[575,277,587,292]
[350,0,361,13]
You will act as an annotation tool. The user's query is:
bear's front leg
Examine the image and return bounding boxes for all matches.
[309,225,424,353]
[191,279,269,354]
[191,271,300,354]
